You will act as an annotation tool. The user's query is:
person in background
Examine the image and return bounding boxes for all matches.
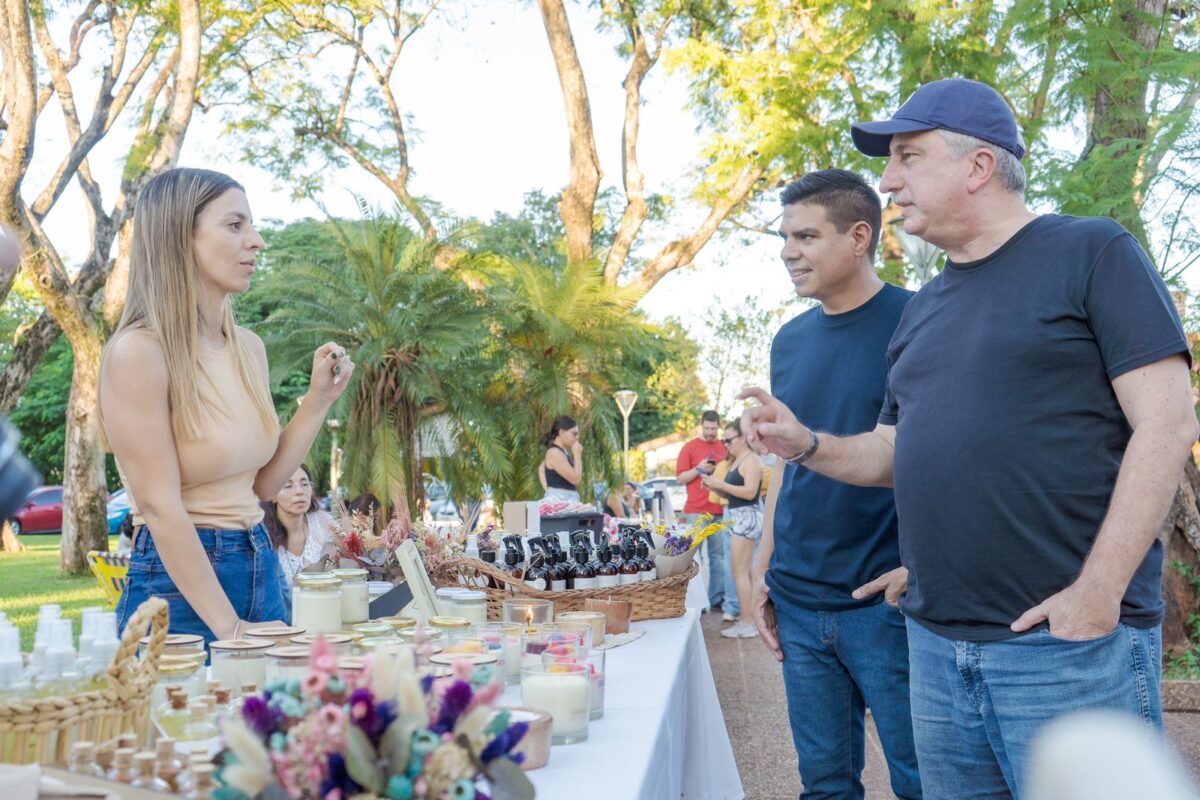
[539,415,583,502]
[703,419,763,639]
[604,486,631,518]
[676,410,730,617]
[347,492,381,529]
[101,167,354,645]
[262,464,338,588]
[623,481,644,517]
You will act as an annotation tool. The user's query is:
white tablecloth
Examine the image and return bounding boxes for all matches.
[499,609,744,800]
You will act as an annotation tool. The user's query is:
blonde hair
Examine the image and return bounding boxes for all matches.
[106,168,278,439]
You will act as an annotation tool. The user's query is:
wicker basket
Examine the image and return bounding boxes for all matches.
[431,557,698,622]
[0,597,168,765]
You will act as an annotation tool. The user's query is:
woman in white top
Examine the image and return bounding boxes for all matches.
[261,464,338,587]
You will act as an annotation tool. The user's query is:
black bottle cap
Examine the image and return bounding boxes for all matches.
[481,550,496,564]
[504,547,519,566]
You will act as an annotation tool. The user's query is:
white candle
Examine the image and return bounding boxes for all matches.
[210,648,269,695]
[295,589,342,633]
[331,569,370,624]
[521,667,591,744]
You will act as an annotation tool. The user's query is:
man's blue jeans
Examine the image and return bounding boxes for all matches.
[906,618,1162,799]
[773,590,922,799]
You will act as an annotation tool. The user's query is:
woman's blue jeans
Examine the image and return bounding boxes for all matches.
[116,524,291,648]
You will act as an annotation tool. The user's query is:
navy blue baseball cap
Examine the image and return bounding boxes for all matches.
[851,78,1025,160]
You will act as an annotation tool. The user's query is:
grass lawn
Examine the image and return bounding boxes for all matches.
[0,535,117,650]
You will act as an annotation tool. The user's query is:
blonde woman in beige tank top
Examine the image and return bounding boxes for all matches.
[99,168,355,646]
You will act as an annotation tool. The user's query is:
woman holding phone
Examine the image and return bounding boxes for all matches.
[101,168,354,645]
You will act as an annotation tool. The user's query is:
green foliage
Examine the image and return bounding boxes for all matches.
[8,340,120,488]
[254,206,506,517]
[463,254,674,504]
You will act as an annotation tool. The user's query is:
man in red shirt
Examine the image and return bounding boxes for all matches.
[676,410,730,616]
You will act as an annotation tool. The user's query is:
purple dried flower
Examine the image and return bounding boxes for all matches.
[420,673,435,694]
[479,721,528,763]
[319,752,362,799]
[432,680,473,734]
[240,695,275,739]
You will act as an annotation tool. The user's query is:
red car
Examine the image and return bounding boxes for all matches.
[9,486,64,535]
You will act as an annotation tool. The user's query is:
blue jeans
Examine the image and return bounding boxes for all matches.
[686,513,726,609]
[906,618,1162,799]
[774,590,922,800]
[117,524,291,649]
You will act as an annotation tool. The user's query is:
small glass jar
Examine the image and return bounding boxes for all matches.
[349,622,395,640]
[435,587,468,616]
[290,632,354,655]
[292,574,343,634]
[209,640,273,696]
[377,616,417,634]
[358,637,416,670]
[244,625,304,645]
[472,622,523,684]
[502,598,553,627]
[331,568,370,625]
[453,591,488,625]
[336,657,367,688]
[150,660,202,711]
[555,611,606,646]
[399,627,442,645]
[427,616,471,634]
[264,645,312,684]
[139,633,205,662]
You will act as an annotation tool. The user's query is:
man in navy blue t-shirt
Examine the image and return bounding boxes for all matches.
[754,169,921,799]
[742,79,1197,799]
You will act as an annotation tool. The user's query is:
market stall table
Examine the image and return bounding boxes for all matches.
[499,609,744,800]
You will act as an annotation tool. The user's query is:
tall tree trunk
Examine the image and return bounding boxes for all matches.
[1162,458,1200,655]
[60,329,107,572]
[0,0,37,304]
[537,0,601,267]
[1062,0,1167,247]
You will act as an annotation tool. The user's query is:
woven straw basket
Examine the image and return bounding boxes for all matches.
[432,557,698,622]
[0,597,168,765]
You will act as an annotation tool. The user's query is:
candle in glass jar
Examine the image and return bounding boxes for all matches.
[474,622,522,683]
[209,640,273,696]
[502,599,553,627]
[293,575,343,633]
[555,612,606,645]
[331,568,370,625]
[520,664,591,744]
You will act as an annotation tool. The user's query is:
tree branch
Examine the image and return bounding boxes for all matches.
[0,0,38,304]
[627,164,765,297]
[538,0,602,266]
[603,2,673,284]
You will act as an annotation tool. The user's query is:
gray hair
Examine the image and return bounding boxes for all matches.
[937,130,1026,195]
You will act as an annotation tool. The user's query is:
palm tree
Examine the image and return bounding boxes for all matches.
[468,256,673,504]
[258,207,506,518]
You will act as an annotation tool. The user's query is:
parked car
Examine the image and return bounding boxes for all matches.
[9,485,64,535]
[106,489,134,537]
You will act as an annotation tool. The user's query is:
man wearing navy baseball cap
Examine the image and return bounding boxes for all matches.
[740,77,1197,798]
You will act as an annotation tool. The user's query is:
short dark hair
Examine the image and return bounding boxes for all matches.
[701,410,721,425]
[780,169,882,255]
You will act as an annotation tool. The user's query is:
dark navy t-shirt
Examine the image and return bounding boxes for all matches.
[880,214,1192,641]
[766,283,914,611]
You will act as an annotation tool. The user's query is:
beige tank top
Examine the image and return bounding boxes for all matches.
[128,332,279,530]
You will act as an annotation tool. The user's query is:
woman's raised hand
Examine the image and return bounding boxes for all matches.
[307,342,355,407]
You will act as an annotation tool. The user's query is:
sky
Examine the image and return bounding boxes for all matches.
[22,1,1196,408]
[26,2,788,342]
